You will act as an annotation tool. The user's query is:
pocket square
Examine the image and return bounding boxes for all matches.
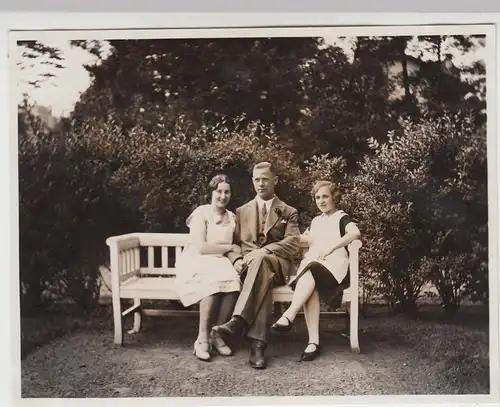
[280,219,287,224]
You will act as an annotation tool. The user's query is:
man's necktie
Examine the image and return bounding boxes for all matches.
[258,203,267,245]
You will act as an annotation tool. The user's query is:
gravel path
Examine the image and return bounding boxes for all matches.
[21,313,488,397]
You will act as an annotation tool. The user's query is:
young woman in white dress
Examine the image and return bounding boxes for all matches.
[271,180,361,361]
[174,174,241,361]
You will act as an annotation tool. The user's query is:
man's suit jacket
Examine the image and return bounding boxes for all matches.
[227,196,301,280]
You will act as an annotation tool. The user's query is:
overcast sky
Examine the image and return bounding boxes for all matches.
[15,36,486,118]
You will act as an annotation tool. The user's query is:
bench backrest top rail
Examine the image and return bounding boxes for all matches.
[107,232,362,251]
[107,233,190,248]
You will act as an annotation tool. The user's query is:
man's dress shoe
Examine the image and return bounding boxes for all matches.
[249,339,267,369]
[212,316,246,341]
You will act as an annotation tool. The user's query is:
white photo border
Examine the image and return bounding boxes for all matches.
[1,13,498,407]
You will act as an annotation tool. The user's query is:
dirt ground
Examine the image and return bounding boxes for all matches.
[20,307,489,398]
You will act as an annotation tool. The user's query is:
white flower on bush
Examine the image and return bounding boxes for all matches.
[300,108,312,117]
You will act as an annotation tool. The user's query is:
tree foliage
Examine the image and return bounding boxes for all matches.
[17,41,65,88]
[19,35,488,315]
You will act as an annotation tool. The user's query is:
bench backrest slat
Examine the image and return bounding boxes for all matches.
[129,235,191,277]
[134,247,140,269]
[112,233,361,280]
[119,247,140,282]
[161,247,169,268]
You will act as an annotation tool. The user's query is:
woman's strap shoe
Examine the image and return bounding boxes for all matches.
[270,316,293,334]
[210,330,233,356]
[300,343,320,362]
[193,340,211,361]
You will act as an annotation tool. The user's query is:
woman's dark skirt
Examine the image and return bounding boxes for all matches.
[289,261,349,310]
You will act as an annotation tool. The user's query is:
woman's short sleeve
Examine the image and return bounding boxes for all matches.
[186,206,207,233]
[339,213,355,236]
[226,210,236,226]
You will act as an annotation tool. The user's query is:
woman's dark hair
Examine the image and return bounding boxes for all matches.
[206,174,232,203]
[310,180,342,206]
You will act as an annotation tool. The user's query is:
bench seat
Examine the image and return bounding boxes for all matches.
[120,276,351,302]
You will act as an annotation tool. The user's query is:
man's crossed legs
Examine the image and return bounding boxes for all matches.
[212,252,284,369]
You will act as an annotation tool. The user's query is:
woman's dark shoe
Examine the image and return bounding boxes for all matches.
[270,316,293,334]
[300,343,320,362]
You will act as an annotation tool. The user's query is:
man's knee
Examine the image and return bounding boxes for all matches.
[248,253,277,276]
[250,251,274,263]
[260,253,276,265]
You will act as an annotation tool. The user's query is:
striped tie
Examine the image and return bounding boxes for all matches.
[258,203,267,245]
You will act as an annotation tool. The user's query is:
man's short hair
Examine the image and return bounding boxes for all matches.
[253,161,277,175]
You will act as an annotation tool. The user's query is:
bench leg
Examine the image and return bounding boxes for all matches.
[128,298,142,334]
[113,298,123,346]
[349,299,360,354]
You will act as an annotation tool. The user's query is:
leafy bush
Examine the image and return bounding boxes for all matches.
[18,102,134,313]
[80,115,310,232]
[337,113,487,314]
[19,94,487,317]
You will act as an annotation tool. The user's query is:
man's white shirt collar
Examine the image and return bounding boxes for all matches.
[256,195,275,213]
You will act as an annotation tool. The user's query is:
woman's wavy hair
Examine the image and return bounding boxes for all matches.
[205,174,232,203]
[310,180,342,206]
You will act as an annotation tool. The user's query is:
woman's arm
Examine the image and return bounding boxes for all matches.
[188,211,233,255]
[317,222,361,259]
[300,227,313,246]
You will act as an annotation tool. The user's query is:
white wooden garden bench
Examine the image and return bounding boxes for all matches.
[105,233,362,352]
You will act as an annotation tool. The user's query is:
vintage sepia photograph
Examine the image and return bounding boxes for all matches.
[12,23,495,402]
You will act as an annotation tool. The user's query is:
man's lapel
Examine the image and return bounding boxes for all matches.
[264,197,283,235]
[243,199,259,243]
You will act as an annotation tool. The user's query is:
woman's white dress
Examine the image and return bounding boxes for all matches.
[289,209,351,287]
[174,204,241,307]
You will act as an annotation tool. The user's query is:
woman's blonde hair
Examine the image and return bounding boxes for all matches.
[310,180,342,206]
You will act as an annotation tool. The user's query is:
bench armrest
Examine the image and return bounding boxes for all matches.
[107,234,142,299]
[349,239,362,303]
[106,233,141,248]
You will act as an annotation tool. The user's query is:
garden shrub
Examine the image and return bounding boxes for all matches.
[303,113,487,314]
[18,104,135,313]
[343,113,486,314]
[19,99,487,316]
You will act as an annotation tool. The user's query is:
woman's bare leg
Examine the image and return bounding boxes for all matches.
[303,289,321,352]
[216,292,239,326]
[197,295,216,342]
[275,270,316,325]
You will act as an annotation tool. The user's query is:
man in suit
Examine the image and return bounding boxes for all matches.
[211,161,301,369]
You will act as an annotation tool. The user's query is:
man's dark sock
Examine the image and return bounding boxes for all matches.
[233,314,248,327]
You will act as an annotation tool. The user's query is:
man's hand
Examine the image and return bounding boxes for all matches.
[233,258,246,274]
[229,244,241,253]
[243,248,269,264]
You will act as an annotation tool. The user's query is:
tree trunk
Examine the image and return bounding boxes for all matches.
[401,58,410,104]
[393,36,411,113]
[437,36,442,63]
